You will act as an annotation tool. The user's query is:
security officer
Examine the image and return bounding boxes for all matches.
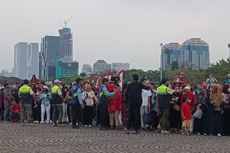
[19,79,34,125]
[51,79,63,126]
[156,78,174,134]
[69,78,83,129]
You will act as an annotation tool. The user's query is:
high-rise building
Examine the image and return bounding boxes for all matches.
[161,43,182,71]
[41,36,60,80]
[58,28,73,61]
[14,42,27,79]
[39,52,43,79]
[161,38,210,70]
[93,60,111,74]
[111,63,130,71]
[56,59,79,78]
[82,64,92,75]
[27,43,39,79]
[14,42,39,79]
[182,38,209,70]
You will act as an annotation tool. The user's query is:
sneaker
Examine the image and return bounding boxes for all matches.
[69,122,72,126]
[161,130,170,134]
[132,130,140,134]
[72,126,80,129]
[28,123,35,126]
[114,126,120,130]
[88,125,92,128]
[110,126,115,130]
[217,133,222,137]
[33,121,39,124]
[57,124,65,127]
[84,125,88,128]
[126,130,130,134]
[40,121,44,124]
[100,127,109,130]
[181,132,186,135]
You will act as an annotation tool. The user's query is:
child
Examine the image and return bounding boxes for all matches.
[181,98,192,135]
[108,84,122,130]
[10,101,21,122]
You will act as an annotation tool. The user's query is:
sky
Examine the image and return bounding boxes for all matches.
[0,0,230,72]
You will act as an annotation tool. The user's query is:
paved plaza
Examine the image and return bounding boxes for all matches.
[0,123,230,153]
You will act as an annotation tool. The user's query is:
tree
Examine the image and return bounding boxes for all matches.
[171,61,179,70]
[80,73,87,78]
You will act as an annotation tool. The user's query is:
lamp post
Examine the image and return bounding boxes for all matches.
[160,43,165,81]
[228,44,230,60]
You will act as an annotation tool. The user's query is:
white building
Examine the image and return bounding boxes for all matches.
[14,42,39,79]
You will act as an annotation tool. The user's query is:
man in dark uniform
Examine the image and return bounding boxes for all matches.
[126,74,149,134]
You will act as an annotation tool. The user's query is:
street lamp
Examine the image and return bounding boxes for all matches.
[160,43,165,81]
[228,44,230,59]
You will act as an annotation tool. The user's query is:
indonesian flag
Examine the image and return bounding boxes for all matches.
[104,71,112,80]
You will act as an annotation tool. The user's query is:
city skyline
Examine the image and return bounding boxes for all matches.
[161,38,210,71]
[0,0,230,72]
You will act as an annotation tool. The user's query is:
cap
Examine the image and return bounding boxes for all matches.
[54,79,62,84]
[43,86,49,89]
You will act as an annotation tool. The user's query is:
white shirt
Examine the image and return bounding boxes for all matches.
[141,89,152,107]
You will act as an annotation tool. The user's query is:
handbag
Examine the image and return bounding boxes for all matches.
[193,108,203,119]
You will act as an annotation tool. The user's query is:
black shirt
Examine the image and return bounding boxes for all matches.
[126,81,149,104]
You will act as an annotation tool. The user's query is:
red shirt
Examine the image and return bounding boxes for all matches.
[181,91,195,109]
[108,92,122,113]
[181,102,192,120]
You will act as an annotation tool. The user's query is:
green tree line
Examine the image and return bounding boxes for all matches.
[124,59,230,85]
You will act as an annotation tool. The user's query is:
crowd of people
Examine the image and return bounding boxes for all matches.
[0,73,230,137]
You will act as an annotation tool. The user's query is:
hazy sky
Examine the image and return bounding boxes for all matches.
[0,0,230,71]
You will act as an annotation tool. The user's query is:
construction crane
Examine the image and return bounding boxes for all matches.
[64,16,73,28]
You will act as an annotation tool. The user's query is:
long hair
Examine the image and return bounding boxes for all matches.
[210,84,224,106]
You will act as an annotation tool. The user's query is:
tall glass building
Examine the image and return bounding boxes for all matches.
[41,36,60,80]
[161,43,182,71]
[182,38,209,70]
[161,38,210,70]
[58,28,73,61]
[14,42,39,79]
